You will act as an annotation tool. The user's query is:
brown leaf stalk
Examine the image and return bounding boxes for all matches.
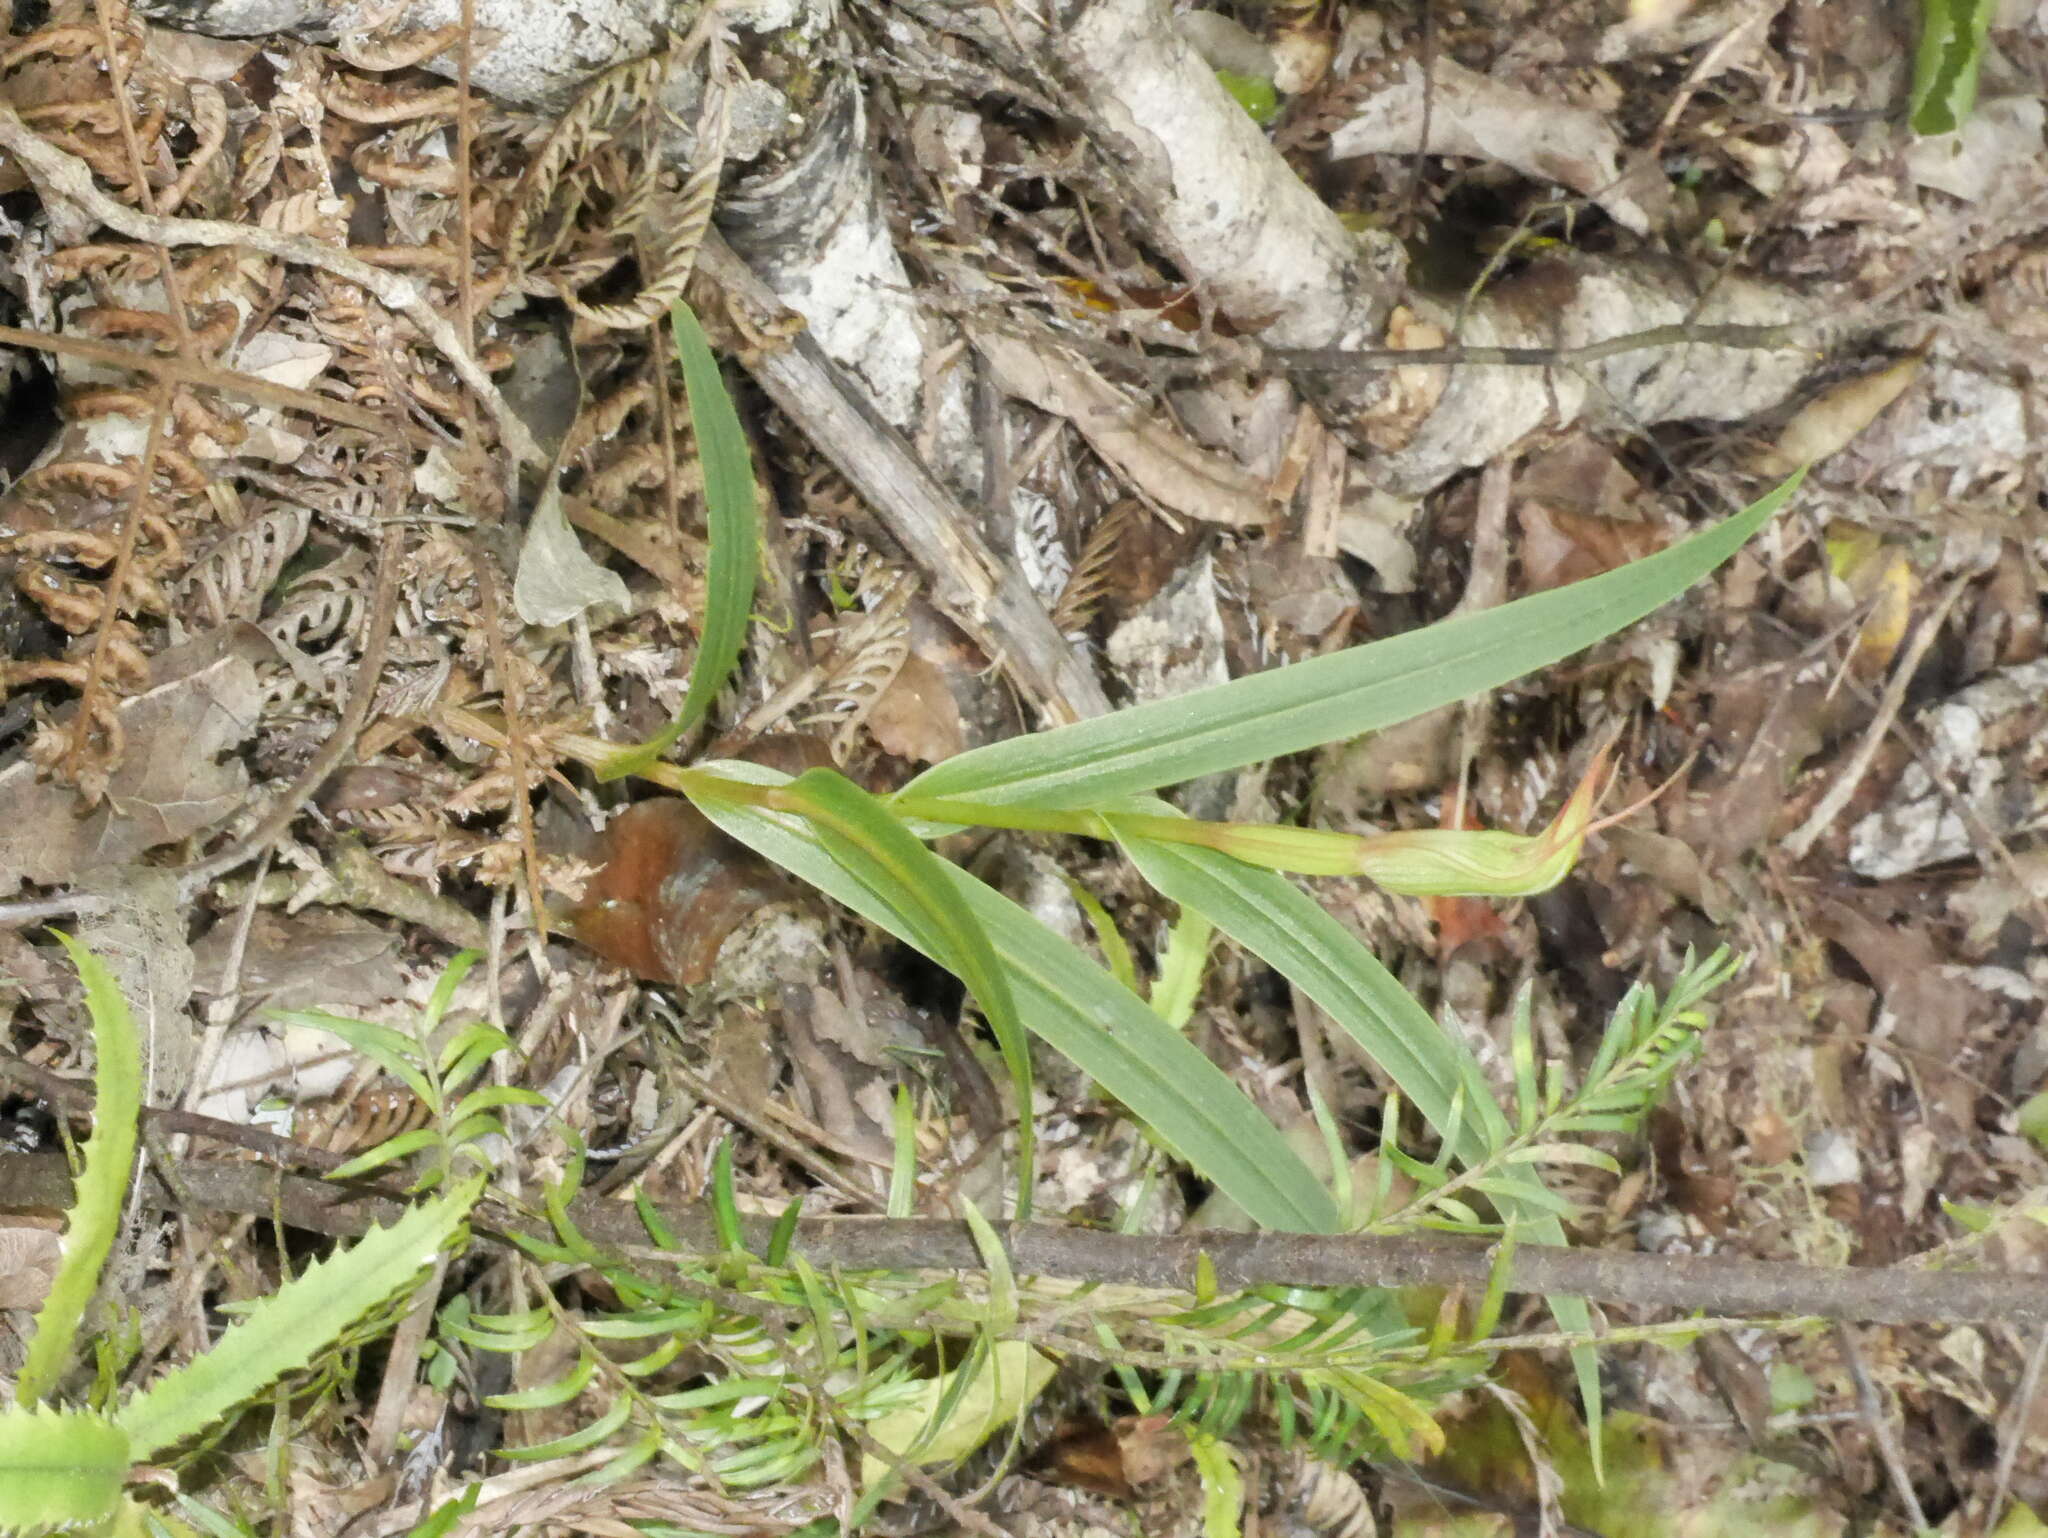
[3,1146,2043,1334]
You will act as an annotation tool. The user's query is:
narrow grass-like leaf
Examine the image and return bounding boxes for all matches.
[490,1351,602,1415]
[324,1128,444,1182]
[1110,834,1606,1465]
[961,1198,1018,1330]
[276,1009,435,1110]
[1151,907,1214,1028]
[19,936,143,1406]
[766,1199,803,1267]
[888,1086,918,1219]
[497,1395,635,1461]
[684,762,1339,1233]
[1114,832,1500,1154]
[709,1137,746,1254]
[775,767,1038,1218]
[487,1352,597,1411]
[419,951,480,1037]
[114,1178,480,1459]
[601,301,759,779]
[398,1484,480,1538]
[906,473,1799,810]
[0,1405,129,1531]
[448,1085,550,1124]
[1066,877,1139,995]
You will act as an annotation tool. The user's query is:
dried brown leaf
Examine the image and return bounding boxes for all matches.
[0,627,263,894]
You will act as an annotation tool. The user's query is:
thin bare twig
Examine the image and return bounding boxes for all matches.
[1837,1323,1930,1533]
[0,321,437,446]
[1782,575,1970,861]
[697,233,1108,726]
[8,1150,2048,1333]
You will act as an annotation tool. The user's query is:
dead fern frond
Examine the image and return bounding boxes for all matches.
[333,24,467,73]
[319,72,463,125]
[501,48,675,272]
[557,76,729,331]
[466,534,547,931]
[177,504,313,628]
[1051,499,1135,635]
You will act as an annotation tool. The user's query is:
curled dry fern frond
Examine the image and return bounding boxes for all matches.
[558,72,730,332]
[501,49,675,272]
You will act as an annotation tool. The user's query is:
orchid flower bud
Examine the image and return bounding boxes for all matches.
[1350,746,1610,898]
[1114,741,1616,896]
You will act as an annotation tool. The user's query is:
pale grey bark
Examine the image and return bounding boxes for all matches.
[132,0,1825,503]
[898,0,1815,491]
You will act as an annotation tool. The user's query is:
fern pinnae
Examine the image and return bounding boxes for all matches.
[1366,950,1733,1234]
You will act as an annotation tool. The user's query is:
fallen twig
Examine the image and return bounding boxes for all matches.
[4,1149,2044,1333]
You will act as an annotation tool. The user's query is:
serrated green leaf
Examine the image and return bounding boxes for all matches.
[19,937,143,1407]
[113,1179,480,1460]
[904,473,1799,810]
[0,1405,129,1532]
[1911,0,1992,135]
[1185,1429,1244,1538]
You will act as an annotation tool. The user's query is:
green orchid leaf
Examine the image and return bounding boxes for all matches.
[904,472,1800,810]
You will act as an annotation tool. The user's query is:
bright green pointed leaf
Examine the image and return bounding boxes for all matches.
[685,762,1340,1234]
[19,936,143,1407]
[775,767,1038,1218]
[600,300,760,778]
[904,473,1800,811]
